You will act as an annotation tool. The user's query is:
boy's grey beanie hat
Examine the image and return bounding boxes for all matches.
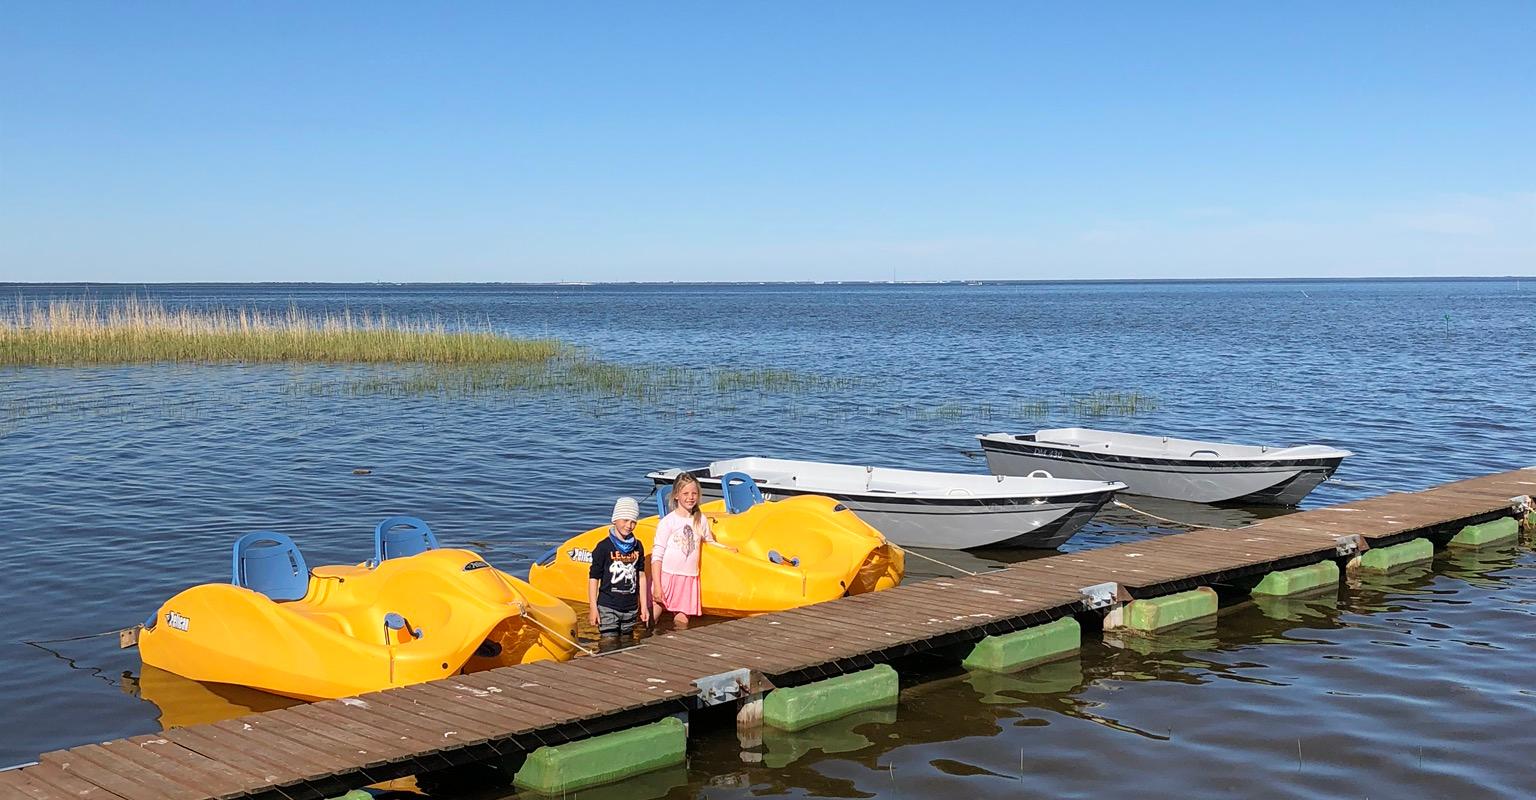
[612,496,641,522]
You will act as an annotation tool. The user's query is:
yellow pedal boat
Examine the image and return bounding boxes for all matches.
[529,494,903,617]
[139,518,577,701]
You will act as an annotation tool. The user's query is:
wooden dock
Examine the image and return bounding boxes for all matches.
[4,468,1533,800]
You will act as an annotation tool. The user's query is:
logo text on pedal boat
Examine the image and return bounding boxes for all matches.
[166,611,190,632]
[462,560,492,571]
[568,548,593,564]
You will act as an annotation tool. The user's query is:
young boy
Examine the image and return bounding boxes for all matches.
[587,496,650,645]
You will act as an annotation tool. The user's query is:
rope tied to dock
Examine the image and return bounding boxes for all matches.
[488,571,600,657]
[520,609,599,657]
[888,543,979,576]
[1111,498,1240,530]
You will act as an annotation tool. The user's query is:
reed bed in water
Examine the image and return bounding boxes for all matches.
[299,360,860,401]
[0,298,565,366]
[1068,390,1158,416]
[895,392,1158,422]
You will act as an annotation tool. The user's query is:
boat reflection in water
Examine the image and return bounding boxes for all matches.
[122,665,297,729]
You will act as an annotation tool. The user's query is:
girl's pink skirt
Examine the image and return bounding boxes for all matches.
[655,572,702,617]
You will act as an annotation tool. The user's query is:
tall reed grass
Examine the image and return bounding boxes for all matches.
[1068,391,1158,417]
[296,360,860,401]
[895,391,1158,422]
[0,298,565,365]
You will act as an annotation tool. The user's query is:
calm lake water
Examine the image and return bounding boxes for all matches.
[3,280,1534,797]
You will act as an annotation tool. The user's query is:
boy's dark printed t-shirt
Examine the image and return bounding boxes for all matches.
[589,535,646,612]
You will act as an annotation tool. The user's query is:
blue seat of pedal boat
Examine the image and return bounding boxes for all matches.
[232,531,310,602]
[655,484,673,518]
[721,471,763,514]
[374,516,440,563]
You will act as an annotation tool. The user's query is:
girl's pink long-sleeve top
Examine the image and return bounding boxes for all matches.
[650,511,715,577]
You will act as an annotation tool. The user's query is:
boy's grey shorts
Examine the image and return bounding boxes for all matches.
[598,606,638,637]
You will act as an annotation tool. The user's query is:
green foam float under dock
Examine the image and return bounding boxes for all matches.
[513,717,686,795]
[1123,587,1218,632]
[962,617,1080,673]
[1449,517,1519,548]
[1356,538,1434,573]
[763,664,899,732]
[1251,560,1340,597]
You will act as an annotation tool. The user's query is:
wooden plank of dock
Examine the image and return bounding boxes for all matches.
[5,466,1530,800]
[1,761,133,800]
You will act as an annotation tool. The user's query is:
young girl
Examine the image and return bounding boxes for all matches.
[651,472,736,627]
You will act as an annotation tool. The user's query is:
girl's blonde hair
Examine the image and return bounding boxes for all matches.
[670,472,704,526]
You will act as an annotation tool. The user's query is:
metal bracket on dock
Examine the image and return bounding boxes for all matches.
[692,668,755,707]
[1334,535,1366,557]
[1078,582,1123,611]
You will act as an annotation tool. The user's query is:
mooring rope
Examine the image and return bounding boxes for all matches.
[519,609,599,657]
[20,636,126,689]
[20,628,125,646]
[888,543,979,576]
[490,570,601,657]
[1111,498,1239,530]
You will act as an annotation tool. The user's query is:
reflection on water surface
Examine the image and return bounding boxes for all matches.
[4,281,1535,797]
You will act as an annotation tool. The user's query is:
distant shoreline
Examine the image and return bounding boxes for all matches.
[1,275,1529,289]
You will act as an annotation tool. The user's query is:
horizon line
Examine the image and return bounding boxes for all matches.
[2,275,1531,288]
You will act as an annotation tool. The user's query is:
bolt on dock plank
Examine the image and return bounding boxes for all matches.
[4,467,1532,800]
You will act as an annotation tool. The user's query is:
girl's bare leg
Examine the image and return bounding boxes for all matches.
[674,612,690,628]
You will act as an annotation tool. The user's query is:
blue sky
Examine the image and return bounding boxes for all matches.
[2,2,1532,282]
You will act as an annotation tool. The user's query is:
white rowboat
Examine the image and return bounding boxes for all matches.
[647,457,1124,550]
[978,428,1350,505]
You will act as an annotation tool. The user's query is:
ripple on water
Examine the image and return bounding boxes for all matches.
[3,281,1536,793]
